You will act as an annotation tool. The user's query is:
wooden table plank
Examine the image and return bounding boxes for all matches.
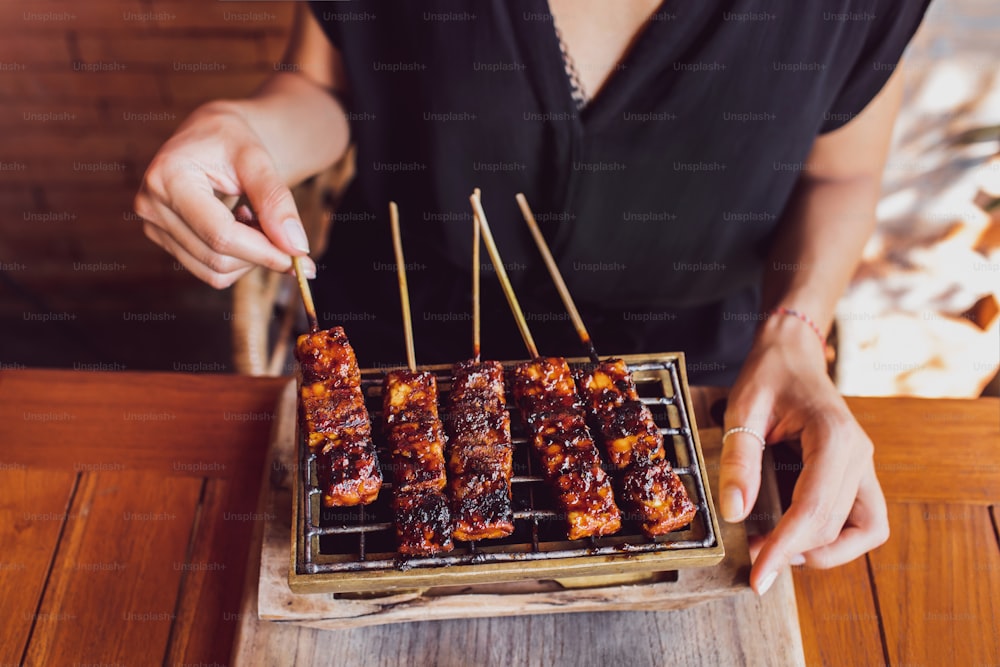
[869,502,1000,667]
[0,469,78,665]
[846,396,1000,504]
[235,576,803,667]
[0,369,287,475]
[3,370,995,665]
[164,476,234,666]
[165,466,271,664]
[792,558,885,667]
[23,471,203,666]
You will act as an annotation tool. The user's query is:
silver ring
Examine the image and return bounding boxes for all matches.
[722,426,766,450]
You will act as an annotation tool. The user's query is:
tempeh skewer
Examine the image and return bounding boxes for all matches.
[296,326,382,507]
[515,193,696,535]
[444,192,515,541]
[251,182,382,508]
[473,193,621,541]
[383,202,454,555]
[577,360,697,534]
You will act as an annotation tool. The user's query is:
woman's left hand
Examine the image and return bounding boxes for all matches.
[719,315,890,595]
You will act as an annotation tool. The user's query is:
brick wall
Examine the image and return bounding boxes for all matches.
[0,0,295,369]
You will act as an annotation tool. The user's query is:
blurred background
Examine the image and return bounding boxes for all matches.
[0,0,997,397]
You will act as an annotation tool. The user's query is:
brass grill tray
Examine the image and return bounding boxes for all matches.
[290,352,724,594]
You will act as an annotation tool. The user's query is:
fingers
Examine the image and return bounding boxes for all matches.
[144,222,253,289]
[233,146,311,257]
[749,416,861,594]
[138,185,318,286]
[143,197,253,274]
[801,466,889,568]
[720,389,774,522]
[136,157,319,287]
[165,171,301,274]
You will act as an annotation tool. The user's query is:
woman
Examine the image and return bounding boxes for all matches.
[135,1,931,595]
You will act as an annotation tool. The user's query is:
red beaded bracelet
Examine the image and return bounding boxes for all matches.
[766,306,827,343]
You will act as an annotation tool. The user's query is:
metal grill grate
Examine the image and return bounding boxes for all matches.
[295,355,720,582]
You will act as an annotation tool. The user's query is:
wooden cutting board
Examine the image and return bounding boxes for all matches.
[231,382,805,665]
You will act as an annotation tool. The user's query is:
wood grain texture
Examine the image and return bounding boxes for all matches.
[846,396,1000,504]
[23,471,202,666]
[238,577,804,667]
[792,558,885,667]
[869,502,1000,667]
[0,369,288,475]
[164,418,273,665]
[0,469,78,665]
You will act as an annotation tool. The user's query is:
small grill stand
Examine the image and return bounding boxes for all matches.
[292,353,724,593]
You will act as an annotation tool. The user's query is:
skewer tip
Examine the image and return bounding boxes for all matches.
[388,201,417,373]
[471,189,482,365]
[291,255,319,332]
[472,194,539,359]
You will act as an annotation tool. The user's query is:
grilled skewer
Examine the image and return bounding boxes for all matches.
[444,196,515,541]
[384,202,454,555]
[510,357,622,539]
[383,369,454,554]
[576,360,696,534]
[446,359,515,540]
[296,326,383,506]
[238,195,380,506]
[472,192,621,540]
[515,193,696,535]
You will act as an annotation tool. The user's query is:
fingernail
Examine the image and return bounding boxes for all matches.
[789,554,806,566]
[283,218,310,254]
[757,570,777,596]
[721,486,743,522]
[303,261,316,280]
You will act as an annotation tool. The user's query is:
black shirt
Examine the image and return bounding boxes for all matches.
[309,0,929,383]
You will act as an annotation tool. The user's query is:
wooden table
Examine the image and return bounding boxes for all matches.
[1,370,997,666]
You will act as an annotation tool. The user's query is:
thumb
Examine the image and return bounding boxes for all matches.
[234,146,311,257]
[719,386,774,523]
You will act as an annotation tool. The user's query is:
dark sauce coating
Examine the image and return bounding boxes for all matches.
[299,383,371,446]
[383,370,454,554]
[622,460,698,535]
[575,359,664,468]
[444,360,515,542]
[392,490,454,556]
[576,359,696,535]
[383,370,440,424]
[316,440,383,507]
[295,326,362,387]
[295,328,382,507]
[511,357,621,540]
[385,418,448,493]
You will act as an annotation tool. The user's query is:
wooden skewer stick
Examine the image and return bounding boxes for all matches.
[222,193,319,333]
[472,188,482,363]
[389,201,417,372]
[515,192,598,363]
[291,256,319,333]
[470,192,539,359]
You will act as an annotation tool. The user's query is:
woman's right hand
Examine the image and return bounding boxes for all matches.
[134,100,316,289]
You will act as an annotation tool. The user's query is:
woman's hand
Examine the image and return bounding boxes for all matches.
[134,100,316,289]
[720,315,890,595]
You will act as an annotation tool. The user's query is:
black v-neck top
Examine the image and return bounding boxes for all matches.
[308,0,929,383]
